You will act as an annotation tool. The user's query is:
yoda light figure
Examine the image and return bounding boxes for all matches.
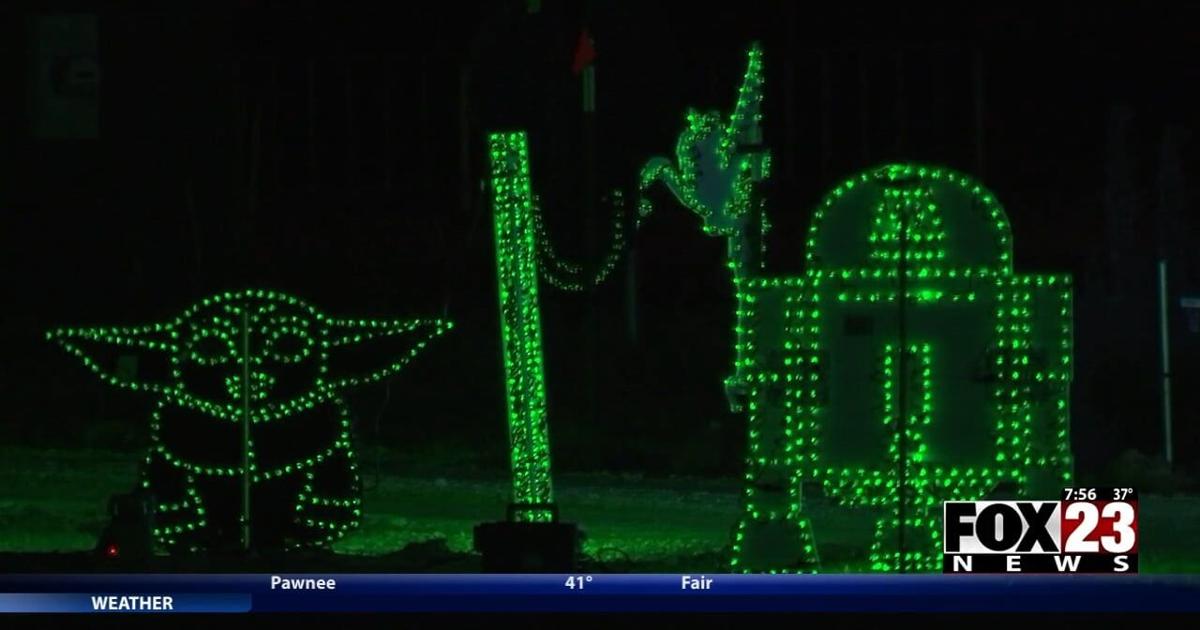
[48,289,452,553]
[639,42,768,241]
[640,42,769,413]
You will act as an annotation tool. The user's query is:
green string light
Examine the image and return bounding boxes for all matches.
[531,190,633,292]
[483,49,762,520]
[48,289,452,552]
[489,132,556,523]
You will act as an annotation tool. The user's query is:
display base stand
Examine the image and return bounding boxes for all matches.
[473,503,579,573]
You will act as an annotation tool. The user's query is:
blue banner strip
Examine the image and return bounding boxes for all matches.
[0,574,1196,612]
[0,593,250,613]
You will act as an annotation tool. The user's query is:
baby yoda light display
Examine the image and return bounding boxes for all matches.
[48,289,452,553]
[641,45,1074,573]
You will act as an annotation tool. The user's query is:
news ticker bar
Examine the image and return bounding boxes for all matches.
[0,574,1198,612]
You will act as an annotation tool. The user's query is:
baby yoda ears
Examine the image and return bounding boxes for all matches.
[46,322,179,393]
[322,317,454,391]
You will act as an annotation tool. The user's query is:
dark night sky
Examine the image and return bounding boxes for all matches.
[2,1,1199,477]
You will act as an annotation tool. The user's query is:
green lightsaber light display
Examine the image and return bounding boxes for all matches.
[489,132,556,523]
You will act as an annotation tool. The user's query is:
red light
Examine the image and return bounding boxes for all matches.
[105,544,119,558]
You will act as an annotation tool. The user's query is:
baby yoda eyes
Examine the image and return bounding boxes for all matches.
[266,329,313,364]
[187,325,312,366]
[189,331,235,366]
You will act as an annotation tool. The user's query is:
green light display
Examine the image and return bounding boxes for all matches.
[482,50,768,529]
[640,45,1074,573]
[489,133,556,523]
[532,189,632,292]
[639,43,767,240]
[48,289,452,552]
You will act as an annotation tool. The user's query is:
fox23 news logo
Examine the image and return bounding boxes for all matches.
[943,488,1138,573]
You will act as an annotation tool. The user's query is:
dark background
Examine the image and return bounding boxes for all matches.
[2,1,1198,481]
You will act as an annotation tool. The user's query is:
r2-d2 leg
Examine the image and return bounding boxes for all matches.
[728,379,820,573]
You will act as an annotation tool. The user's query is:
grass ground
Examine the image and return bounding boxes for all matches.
[1,445,1198,573]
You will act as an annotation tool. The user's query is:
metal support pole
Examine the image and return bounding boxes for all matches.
[896,192,910,573]
[626,246,638,343]
[895,50,905,155]
[1158,259,1173,466]
[818,52,831,183]
[973,48,986,176]
[241,309,252,551]
[582,49,598,435]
